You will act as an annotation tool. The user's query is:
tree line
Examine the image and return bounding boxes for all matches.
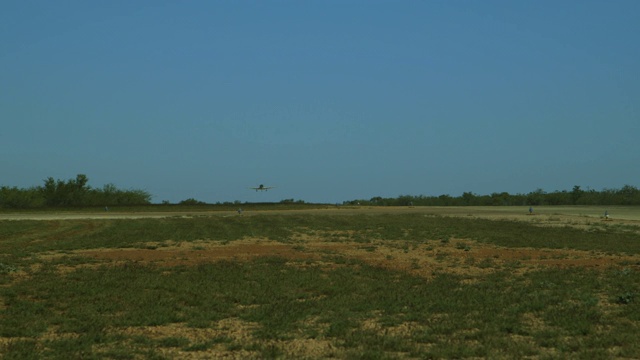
[3,176,639,209]
[1,174,152,208]
[344,185,640,207]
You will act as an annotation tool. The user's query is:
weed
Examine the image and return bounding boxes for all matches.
[157,337,190,348]
[477,258,495,269]
[292,245,306,251]
[435,252,449,261]
[616,292,635,304]
[183,341,216,351]
[0,262,18,273]
[359,245,377,252]
[504,260,522,269]
[410,258,421,269]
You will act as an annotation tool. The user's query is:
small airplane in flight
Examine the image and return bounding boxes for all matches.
[250,184,275,192]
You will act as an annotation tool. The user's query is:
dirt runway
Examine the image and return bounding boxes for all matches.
[1,205,638,225]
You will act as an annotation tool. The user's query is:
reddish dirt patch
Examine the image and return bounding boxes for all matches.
[65,236,640,278]
[82,241,317,267]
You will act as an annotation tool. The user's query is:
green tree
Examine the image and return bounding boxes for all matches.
[570,185,584,205]
[39,175,150,207]
[526,189,545,206]
[179,198,206,205]
[461,192,476,206]
[618,185,640,205]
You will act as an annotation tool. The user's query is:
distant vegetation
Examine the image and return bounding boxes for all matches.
[345,185,640,207]
[0,174,151,208]
[2,176,639,209]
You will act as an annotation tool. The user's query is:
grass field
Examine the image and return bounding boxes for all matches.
[1,206,639,359]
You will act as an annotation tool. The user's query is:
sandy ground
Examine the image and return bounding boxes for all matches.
[1,205,638,220]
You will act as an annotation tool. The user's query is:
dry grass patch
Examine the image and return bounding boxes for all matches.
[31,230,640,279]
[111,318,340,359]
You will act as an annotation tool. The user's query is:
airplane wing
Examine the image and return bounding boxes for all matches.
[249,186,275,191]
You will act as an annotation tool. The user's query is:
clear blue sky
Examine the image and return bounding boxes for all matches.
[2,1,638,204]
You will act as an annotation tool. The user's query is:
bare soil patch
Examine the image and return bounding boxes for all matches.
[43,233,640,279]
[22,206,639,277]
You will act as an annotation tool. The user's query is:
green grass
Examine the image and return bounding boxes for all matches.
[1,212,639,358]
[2,259,639,358]
[2,213,640,255]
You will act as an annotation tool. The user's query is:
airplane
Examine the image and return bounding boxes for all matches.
[250,184,275,192]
